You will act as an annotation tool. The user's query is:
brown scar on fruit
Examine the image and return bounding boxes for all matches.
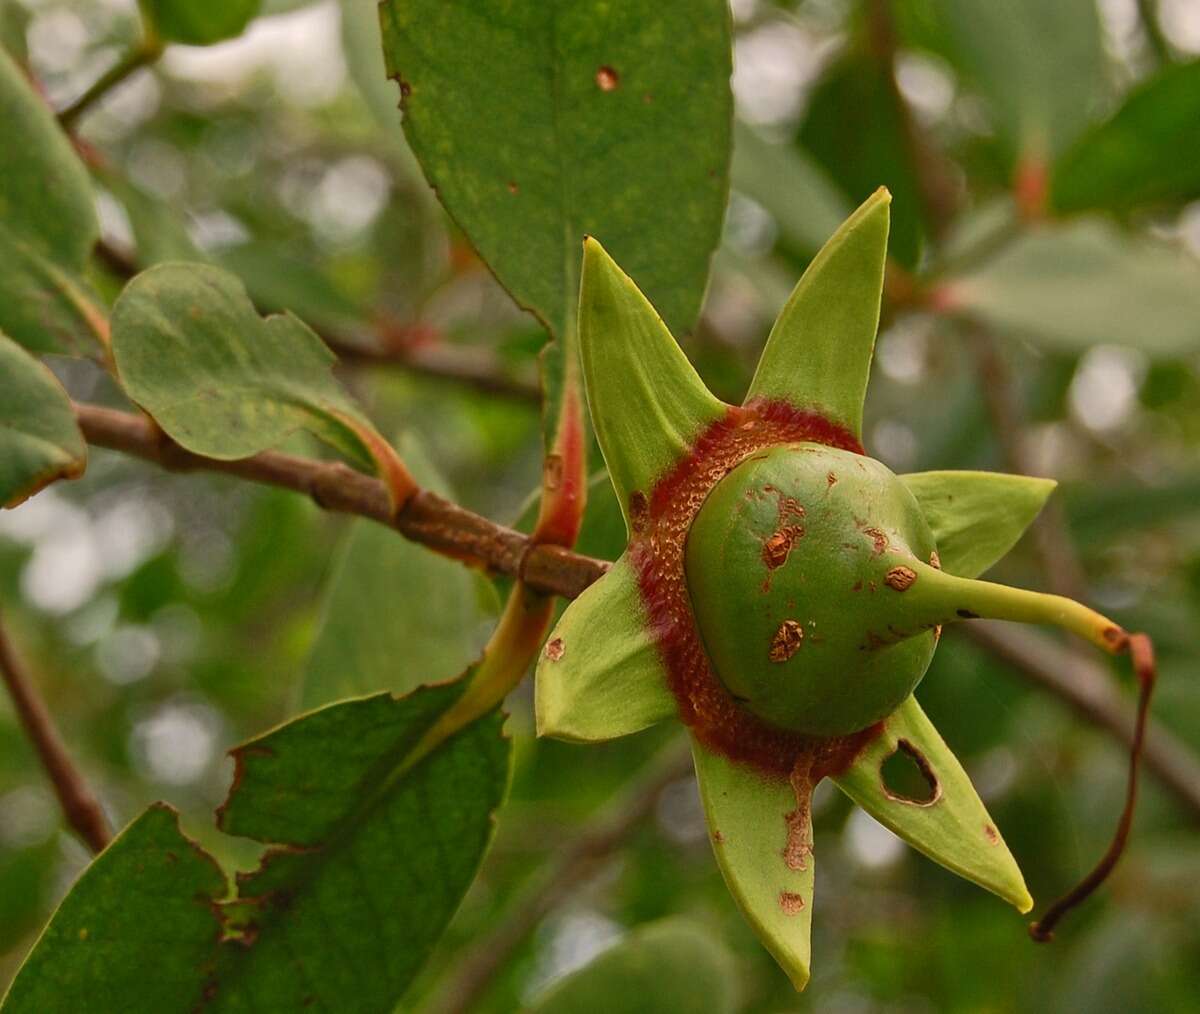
[863,526,889,555]
[595,65,619,91]
[827,471,837,486]
[769,620,805,662]
[779,891,806,916]
[762,525,804,570]
[544,638,565,661]
[885,566,917,591]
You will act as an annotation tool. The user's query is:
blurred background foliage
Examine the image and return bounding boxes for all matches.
[2,0,1200,1010]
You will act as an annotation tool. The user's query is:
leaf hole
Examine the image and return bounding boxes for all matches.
[881,738,940,806]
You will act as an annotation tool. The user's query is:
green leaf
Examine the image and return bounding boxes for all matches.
[579,238,725,525]
[732,120,850,258]
[378,0,732,342]
[139,0,260,45]
[0,48,104,356]
[944,219,1200,356]
[691,741,814,991]
[96,170,205,266]
[933,0,1107,160]
[831,695,1032,912]
[0,332,86,507]
[302,435,499,708]
[901,470,1056,578]
[536,555,674,742]
[110,262,401,480]
[799,51,923,266]
[745,189,890,439]
[1052,60,1200,214]
[210,687,509,1009]
[526,918,738,1014]
[3,687,510,1013]
[0,805,227,1012]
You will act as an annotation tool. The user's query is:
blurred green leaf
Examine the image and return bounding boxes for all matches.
[139,0,260,46]
[4,686,509,1013]
[1052,60,1200,214]
[0,333,86,508]
[526,918,739,1014]
[933,0,1108,160]
[944,219,1200,355]
[0,49,103,355]
[110,262,391,470]
[301,434,499,708]
[379,0,732,341]
[800,51,923,267]
[731,121,849,258]
[96,171,205,265]
[1,805,227,1013]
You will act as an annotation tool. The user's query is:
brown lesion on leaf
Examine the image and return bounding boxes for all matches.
[507,181,519,195]
[782,763,814,872]
[769,620,804,663]
[984,823,1000,845]
[881,738,941,806]
[543,453,563,491]
[779,891,806,916]
[628,489,649,534]
[929,549,941,570]
[544,637,565,662]
[885,566,917,591]
[595,65,619,91]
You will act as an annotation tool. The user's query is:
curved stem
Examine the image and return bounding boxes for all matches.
[58,37,164,130]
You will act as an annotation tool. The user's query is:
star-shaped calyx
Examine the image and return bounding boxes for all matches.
[535,189,1155,989]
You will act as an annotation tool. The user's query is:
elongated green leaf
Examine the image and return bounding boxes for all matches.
[745,189,890,439]
[1052,60,1200,214]
[832,695,1032,912]
[527,918,738,1014]
[140,0,260,45]
[0,49,103,355]
[536,555,674,742]
[579,238,725,524]
[1,805,227,1012]
[302,435,499,708]
[732,121,850,258]
[692,741,814,990]
[0,333,86,507]
[945,219,1200,356]
[901,470,1056,578]
[379,0,731,342]
[933,0,1107,159]
[110,262,397,475]
[799,51,923,266]
[2,687,510,1013]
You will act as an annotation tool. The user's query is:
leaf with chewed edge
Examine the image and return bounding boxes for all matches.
[1,686,510,1013]
[0,332,86,507]
[0,805,225,1013]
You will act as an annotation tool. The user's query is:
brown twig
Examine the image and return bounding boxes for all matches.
[964,622,1199,820]
[0,611,112,854]
[424,740,695,1014]
[74,402,606,601]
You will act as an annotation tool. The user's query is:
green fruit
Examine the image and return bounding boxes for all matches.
[685,442,938,736]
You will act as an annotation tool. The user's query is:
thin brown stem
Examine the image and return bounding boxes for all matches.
[1029,633,1157,939]
[58,40,163,130]
[424,740,694,1014]
[0,611,112,854]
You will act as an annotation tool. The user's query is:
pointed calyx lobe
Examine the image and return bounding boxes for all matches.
[745,188,891,441]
